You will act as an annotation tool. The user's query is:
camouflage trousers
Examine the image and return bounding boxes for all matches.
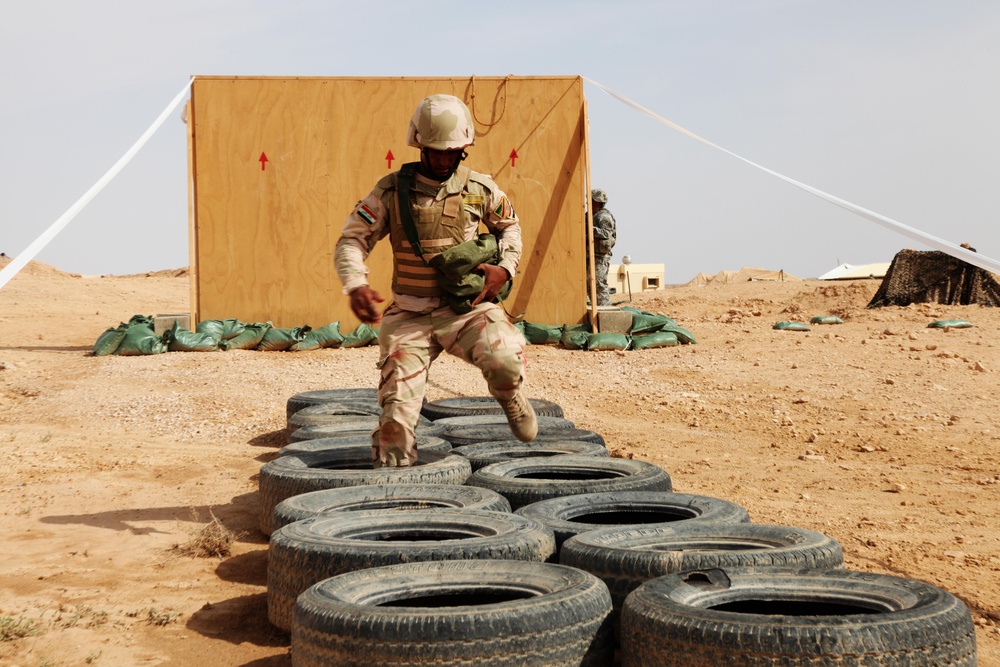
[373,301,528,466]
[589,253,612,305]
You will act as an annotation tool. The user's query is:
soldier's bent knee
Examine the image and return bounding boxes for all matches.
[482,348,524,391]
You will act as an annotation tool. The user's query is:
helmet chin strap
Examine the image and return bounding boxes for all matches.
[418,148,468,181]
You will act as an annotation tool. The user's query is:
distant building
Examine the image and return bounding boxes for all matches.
[609,263,664,296]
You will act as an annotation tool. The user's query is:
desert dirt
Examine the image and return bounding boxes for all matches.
[0,260,998,666]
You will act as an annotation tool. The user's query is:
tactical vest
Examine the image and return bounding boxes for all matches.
[389,163,474,298]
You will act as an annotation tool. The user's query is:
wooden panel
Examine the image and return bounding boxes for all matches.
[186,99,200,322]
[189,76,588,328]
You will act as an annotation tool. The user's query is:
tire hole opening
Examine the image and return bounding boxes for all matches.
[314,462,377,471]
[378,590,535,608]
[569,509,697,525]
[650,539,774,553]
[363,529,495,542]
[513,471,622,481]
[709,599,885,616]
[341,501,454,511]
[495,451,562,460]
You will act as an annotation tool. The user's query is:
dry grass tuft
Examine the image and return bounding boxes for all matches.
[0,616,45,642]
[172,512,237,559]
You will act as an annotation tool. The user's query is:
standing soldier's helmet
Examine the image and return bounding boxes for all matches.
[406,94,476,150]
[591,189,609,204]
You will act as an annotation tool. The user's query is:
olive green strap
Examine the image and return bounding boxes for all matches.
[396,162,426,263]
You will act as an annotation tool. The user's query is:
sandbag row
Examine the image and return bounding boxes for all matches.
[92,315,379,356]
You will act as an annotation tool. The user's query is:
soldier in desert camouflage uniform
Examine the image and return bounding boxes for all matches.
[588,188,617,306]
[334,94,537,467]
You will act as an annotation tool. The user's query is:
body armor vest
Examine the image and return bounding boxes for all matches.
[390,164,473,298]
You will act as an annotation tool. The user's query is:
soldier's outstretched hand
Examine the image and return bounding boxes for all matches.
[349,285,385,324]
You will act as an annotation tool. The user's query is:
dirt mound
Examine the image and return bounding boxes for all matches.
[779,282,879,320]
[0,253,80,278]
[113,267,190,279]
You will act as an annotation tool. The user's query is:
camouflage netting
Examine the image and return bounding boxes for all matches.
[867,249,1000,308]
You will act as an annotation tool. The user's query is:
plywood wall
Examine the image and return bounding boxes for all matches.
[188,76,589,329]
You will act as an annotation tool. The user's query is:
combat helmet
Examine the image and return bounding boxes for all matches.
[591,189,608,204]
[407,94,475,150]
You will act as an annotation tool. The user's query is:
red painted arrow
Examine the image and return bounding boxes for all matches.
[259,152,268,171]
[509,149,519,167]
[386,150,395,169]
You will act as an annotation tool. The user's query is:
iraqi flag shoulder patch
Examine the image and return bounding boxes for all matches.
[357,204,378,226]
[493,197,514,220]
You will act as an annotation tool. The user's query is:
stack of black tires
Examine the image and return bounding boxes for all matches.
[258,389,977,666]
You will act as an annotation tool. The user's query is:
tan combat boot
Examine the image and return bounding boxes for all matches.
[497,391,538,442]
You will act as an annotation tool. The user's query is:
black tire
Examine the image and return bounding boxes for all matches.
[279,434,452,457]
[443,424,604,449]
[560,523,844,613]
[465,455,672,510]
[434,414,574,431]
[620,568,976,666]
[272,483,512,532]
[287,417,380,443]
[286,404,381,440]
[268,509,557,631]
[421,396,565,421]
[291,560,614,666]
[450,439,609,471]
[286,388,379,421]
[450,422,606,447]
[289,420,448,443]
[517,491,750,548]
[257,448,472,535]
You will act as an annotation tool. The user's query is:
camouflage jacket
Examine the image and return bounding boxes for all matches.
[593,207,617,256]
[334,166,522,313]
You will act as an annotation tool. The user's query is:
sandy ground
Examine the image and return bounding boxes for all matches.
[0,261,998,666]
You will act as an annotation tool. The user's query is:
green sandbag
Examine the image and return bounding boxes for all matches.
[928,319,974,329]
[116,319,167,356]
[221,322,271,350]
[342,323,379,348]
[196,318,246,340]
[622,306,677,327]
[257,325,310,352]
[93,322,128,356]
[660,325,697,344]
[773,321,811,331]
[810,315,844,325]
[560,329,590,350]
[427,234,513,314]
[586,333,631,351]
[220,318,246,339]
[522,321,563,345]
[195,319,225,339]
[630,312,676,334]
[290,322,345,351]
[166,321,219,352]
[631,331,679,350]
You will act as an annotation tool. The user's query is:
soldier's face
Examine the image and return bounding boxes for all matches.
[422,148,464,180]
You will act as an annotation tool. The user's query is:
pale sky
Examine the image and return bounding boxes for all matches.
[3,1,998,283]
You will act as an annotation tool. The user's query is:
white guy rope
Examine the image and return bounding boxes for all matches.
[0,77,195,290]
[584,77,1000,275]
